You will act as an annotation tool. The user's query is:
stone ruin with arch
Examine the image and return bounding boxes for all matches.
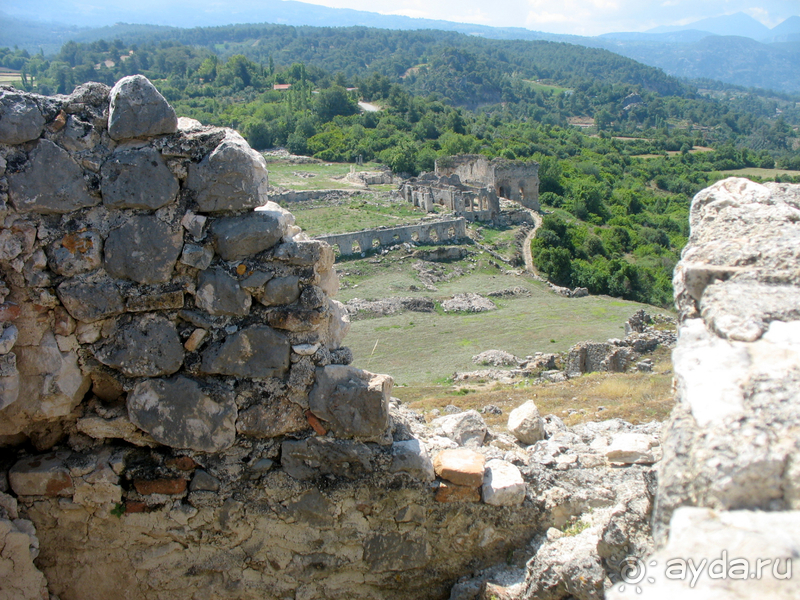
[399,154,540,222]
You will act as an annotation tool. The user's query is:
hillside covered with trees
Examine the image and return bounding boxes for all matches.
[2,24,798,307]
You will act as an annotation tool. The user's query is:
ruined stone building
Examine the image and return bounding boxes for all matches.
[399,155,539,222]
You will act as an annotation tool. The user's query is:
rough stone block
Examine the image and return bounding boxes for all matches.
[108,75,178,141]
[0,517,49,600]
[9,452,73,497]
[133,478,187,496]
[195,268,251,316]
[47,230,103,277]
[267,306,329,332]
[200,325,290,378]
[127,376,237,452]
[258,275,300,306]
[308,365,392,441]
[281,437,374,480]
[0,90,45,144]
[507,400,545,445]
[236,400,309,438]
[8,139,98,214]
[273,240,334,269]
[57,275,124,323]
[363,531,428,572]
[104,215,183,284]
[94,314,184,377]
[211,212,284,261]
[605,433,657,465]
[432,409,487,448]
[186,131,269,213]
[124,291,184,312]
[433,448,485,487]
[390,438,435,482]
[180,244,214,271]
[101,147,179,209]
[481,459,526,506]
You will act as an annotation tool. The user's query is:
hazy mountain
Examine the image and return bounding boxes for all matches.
[764,15,800,42]
[647,12,772,39]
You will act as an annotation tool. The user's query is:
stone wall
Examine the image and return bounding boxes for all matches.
[607,178,800,599]
[0,79,548,600]
[315,218,467,256]
[399,173,499,222]
[434,154,540,211]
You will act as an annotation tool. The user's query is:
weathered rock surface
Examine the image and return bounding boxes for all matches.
[94,314,184,377]
[104,215,183,284]
[56,275,125,323]
[441,293,496,313]
[210,212,285,261]
[200,325,290,378]
[108,75,177,140]
[472,349,520,367]
[0,516,49,600]
[186,131,269,213]
[47,230,103,277]
[508,400,545,445]
[127,376,237,452]
[432,410,487,448]
[482,459,525,506]
[309,365,392,442]
[101,148,179,209]
[8,140,97,214]
[0,89,45,144]
[390,438,435,482]
[195,268,251,316]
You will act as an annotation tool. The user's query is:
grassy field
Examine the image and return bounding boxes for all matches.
[0,73,22,85]
[522,80,572,95]
[338,250,659,385]
[265,158,387,190]
[291,194,428,236]
[719,167,800,179]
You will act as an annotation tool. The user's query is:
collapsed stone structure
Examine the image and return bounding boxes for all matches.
[399,155,539,222]
[316,217,466,256]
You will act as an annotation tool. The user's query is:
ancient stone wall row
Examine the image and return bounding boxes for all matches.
[315,218,467,256]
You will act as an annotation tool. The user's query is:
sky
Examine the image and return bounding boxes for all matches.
[294,0,800,36]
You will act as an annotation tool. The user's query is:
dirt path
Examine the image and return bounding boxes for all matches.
[523,210,543,275]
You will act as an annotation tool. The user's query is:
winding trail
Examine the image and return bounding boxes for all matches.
[522,209,543,276]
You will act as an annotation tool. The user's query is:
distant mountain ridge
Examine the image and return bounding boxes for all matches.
[1,2,800,93]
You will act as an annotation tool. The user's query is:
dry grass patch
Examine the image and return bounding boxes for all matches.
[398,346,675,431]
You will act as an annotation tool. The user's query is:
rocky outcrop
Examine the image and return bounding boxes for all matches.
[606,178,800,598]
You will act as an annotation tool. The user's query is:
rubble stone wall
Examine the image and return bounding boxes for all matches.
[315,218,467,256]
[0,79,545,600]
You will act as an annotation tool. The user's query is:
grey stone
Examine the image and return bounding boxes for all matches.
[507,400,545,445]
[200,325,290,378]
[127,375,237,452]
[605,433,657,465]
[236,399,308,438]
[0,90,45,144]
[390,438,435,482]
[299,286,326,310]
[257,275,300,306]
[47,230,103,277]
[364,531,428,572]
[8,140,98,214]
[273,240,334,268]
[186,131,269,213]
[180,244,214,270]
[210,212,284,261]
[94,314,184,377]
[189,470,220,492]
[240,271,272,291]
[432,410,487,448]
[0,324,18,355]
[104,215,183,284]
[481,459,526,506]
[195,268,251,316]
[309,365,392,442]
[281,437,374,480]
[57,275,124,323]
[9,452,73,497]
[108,75,178,141]
[101,148,179,210]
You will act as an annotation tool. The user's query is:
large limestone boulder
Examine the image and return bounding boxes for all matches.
[100,147,179,210]
[103,215,183,284]
[0,89,45,144]
[186,130,269,213]
[108,74,178,140]
[94,314,184,378]
[210,212,285,261]
[200,325,290,378]
[432,409,487,448]
[482,459,526,506]
[507,400,545,445]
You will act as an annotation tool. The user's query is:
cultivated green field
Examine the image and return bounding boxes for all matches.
[720,167,800,179]
[265,158,386,190]
[291,194,427,236]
